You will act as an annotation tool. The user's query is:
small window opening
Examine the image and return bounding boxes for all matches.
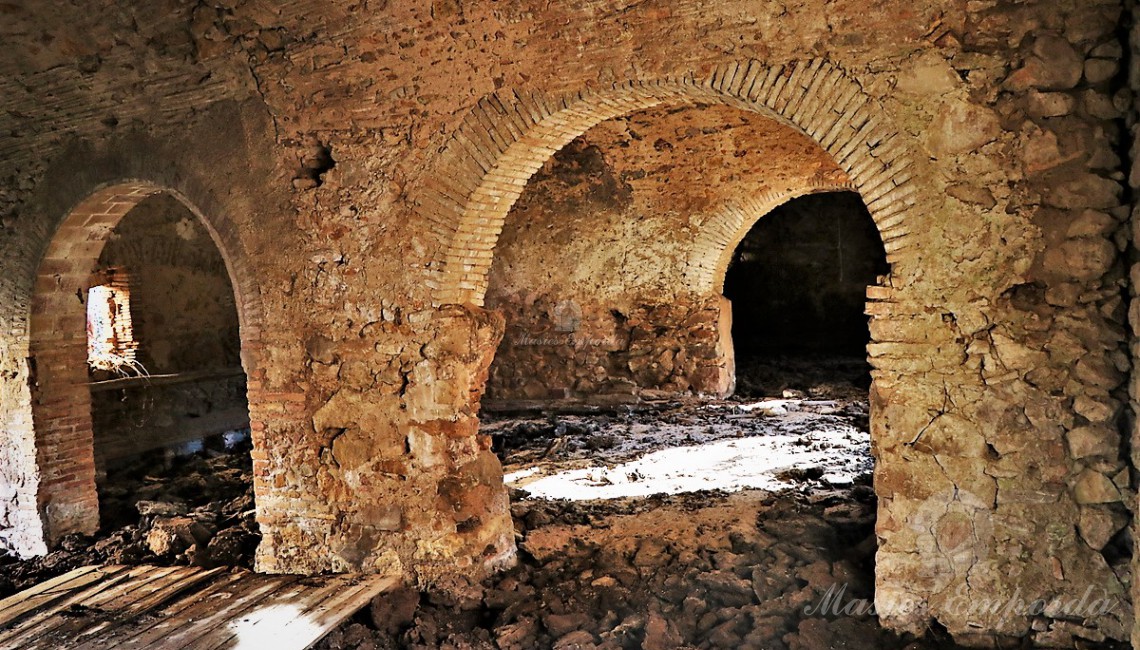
[86,268,139,373]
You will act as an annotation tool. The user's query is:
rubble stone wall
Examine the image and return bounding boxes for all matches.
[487,295,733,399]
[0,0,1135,643]
[1127,1,1140,646]
[0,105,279,553]
[484,104,844,400]
[415,3,1136,643]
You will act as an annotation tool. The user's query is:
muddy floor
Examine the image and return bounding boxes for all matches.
[489,396,872,501]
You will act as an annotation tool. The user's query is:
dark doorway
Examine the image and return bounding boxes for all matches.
[723,191,888,398]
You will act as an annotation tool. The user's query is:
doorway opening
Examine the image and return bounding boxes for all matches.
[723,191,890,400]
[450,103,919,649]
[85,194,257,566]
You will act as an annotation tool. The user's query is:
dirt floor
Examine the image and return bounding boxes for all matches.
[732,354,873,400]
[490,397,871,501]
[318,487,970,650]
[309,370,963,650]
[0,358,1127,648]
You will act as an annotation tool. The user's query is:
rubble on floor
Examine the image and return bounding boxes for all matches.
[317,488,975,650]
[0,432,258,598]
[314,388,931,649]
[732,354,873,400]
[3,371,1128,648]
[315,375,1127,650]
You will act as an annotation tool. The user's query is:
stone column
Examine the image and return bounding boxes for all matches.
[253,304,516,584]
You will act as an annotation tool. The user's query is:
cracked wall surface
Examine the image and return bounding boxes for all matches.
[0,0,1135,645]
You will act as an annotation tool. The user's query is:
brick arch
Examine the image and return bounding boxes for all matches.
[420,58,921,307]
[25,180,263,549]
[684,181,859,295]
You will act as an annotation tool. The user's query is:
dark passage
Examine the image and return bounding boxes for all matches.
[723,192,888,397]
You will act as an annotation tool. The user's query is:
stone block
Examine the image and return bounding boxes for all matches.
[1073,470,1122,504]
[1066,425,1119,460]
[1077,505,1128,550]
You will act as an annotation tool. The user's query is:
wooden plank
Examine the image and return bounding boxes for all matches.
[121,574,297,649]
[91,565,186,611]
[153,575,298,648]
[101,572,261,649]
[217,575,400,650]
[0,566,104,628]
[0,565,136,648]
[71,570,248,650]
[25,566,188,649]
[124,566,228,615]
[13,565,173,650]
[186,577,333,650]
[193,576,362,650]
[303,575,398,631]
[306,575,399,629]
[88,366,245,392]
[0,566,98,612]
[0,565,132,640]
[2,567,397,650]
[65,566,206,643]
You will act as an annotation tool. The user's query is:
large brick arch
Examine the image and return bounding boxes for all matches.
[419,59,922,307]
[12,179,265,552]
[683,180,859,296]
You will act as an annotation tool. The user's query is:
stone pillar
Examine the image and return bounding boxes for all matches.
[704,295,736,397]
[253,304,516,584]
[0,330,48,557]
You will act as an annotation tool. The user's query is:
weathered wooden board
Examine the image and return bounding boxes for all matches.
[0,565,398,650]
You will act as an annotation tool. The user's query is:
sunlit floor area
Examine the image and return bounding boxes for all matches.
[496,398,872,500]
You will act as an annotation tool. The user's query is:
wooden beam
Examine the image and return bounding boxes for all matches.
[88,367,245,393]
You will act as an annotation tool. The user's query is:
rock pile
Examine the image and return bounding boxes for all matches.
[0,436,259,598]
[318,487,985,650]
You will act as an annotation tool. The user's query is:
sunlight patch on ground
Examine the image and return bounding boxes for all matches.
[228,603,322,649]
[505,422,869,500]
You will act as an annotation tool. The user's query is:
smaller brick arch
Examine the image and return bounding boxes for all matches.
[27,181,261,547]
[683,181,858,295]
[419,58,923,307]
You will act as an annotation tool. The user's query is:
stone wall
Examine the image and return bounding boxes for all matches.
[1127,1,1140,646]
[866,3,1135,644]
[258,303,516,579]
[0,0,1135,643]
[487,295,733,399]
[484,104,844,400]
